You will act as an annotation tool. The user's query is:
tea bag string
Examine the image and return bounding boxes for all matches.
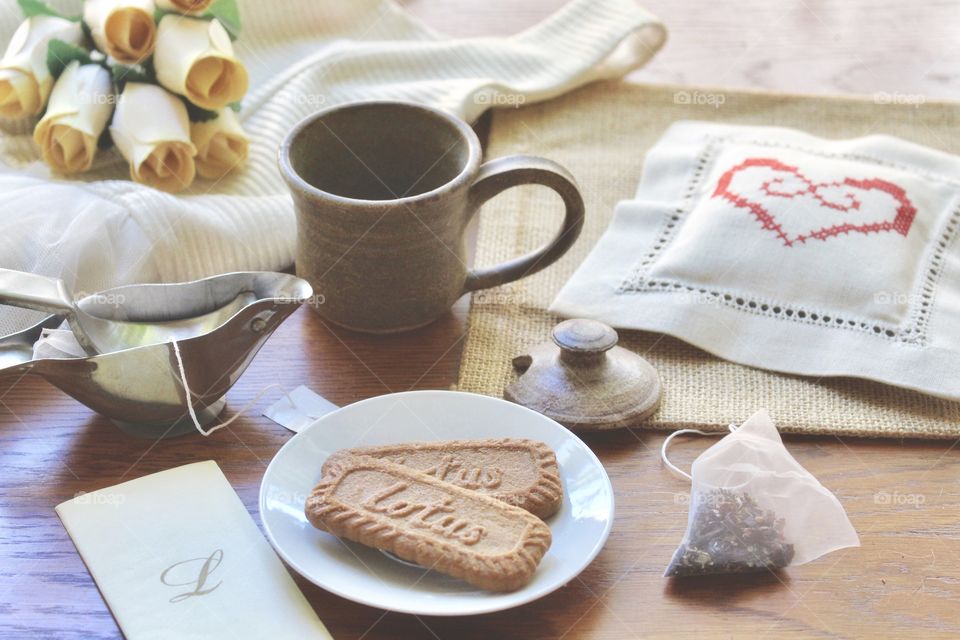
[170,339,298,437]
[661,425,737,480]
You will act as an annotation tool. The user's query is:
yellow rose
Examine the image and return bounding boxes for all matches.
[154,15,248,111]
[191,108,248,179]
[83,0,158,64]
[0,16,83,118]
[34,62,114,174]
[156,0,214,14]
[110,83,197,192]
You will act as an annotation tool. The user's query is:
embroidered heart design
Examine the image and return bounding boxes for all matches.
[712,158,917,247]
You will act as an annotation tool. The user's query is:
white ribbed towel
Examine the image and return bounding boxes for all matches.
[0,0,665,335]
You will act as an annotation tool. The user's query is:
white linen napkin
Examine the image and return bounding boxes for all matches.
[0,0,666,336]
[551,121,960,400]
[56,461,332,639]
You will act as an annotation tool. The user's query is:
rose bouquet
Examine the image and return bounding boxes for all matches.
[0,0,249,192]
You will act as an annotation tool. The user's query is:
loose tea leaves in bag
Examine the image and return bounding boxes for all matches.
[663,410,859,578]
[665,489,795,576]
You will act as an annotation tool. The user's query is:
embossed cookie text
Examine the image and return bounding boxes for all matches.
[362,482,486,546]
[396,454,504,490]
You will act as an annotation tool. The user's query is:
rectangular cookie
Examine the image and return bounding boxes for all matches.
[306,454,552,592]
[321,438,562,519]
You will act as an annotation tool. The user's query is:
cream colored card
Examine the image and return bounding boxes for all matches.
[56,461,332,639]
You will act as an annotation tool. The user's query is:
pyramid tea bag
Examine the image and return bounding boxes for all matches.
[663,410,859,577]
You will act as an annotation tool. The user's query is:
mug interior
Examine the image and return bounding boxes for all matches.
[286,103,473,201]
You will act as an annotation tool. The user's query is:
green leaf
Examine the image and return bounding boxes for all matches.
[46,39,92,79]
[97,126,113,151]
[228,101,241,113]
[207,0,241,40]
[155,0,242,40]
[18,0,69,20]
[154,7,174,23]
[182,99,219,123]
[111,63,153,92]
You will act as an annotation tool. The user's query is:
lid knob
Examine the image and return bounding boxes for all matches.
[552,319,618,364]
[506,318,662,430]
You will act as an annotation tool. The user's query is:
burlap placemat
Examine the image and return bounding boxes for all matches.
[456,81,960,439]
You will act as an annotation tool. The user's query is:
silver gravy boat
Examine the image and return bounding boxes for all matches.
[0,271,312,438]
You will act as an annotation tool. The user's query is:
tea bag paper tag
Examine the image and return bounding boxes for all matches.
[263,385,339,433]
[55,461,332,639]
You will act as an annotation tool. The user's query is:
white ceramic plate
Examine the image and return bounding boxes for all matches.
[259,390,614,616]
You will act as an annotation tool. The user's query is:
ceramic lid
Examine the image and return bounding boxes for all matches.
[505,319,662,431]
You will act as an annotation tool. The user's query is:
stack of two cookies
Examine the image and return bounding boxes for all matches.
[305,439,563,592]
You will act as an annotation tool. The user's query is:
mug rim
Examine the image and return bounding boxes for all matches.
[278,99,483,206]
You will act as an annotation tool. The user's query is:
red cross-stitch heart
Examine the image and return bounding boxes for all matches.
[712,158,917,247]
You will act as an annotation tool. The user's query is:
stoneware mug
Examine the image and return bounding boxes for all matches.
[279,100,585,333]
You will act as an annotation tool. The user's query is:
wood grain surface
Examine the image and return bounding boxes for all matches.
[3,1,960,638]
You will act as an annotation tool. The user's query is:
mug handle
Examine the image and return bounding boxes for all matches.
[462,155,585,294]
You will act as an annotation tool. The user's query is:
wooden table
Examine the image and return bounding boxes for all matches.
[3,1,960,638]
